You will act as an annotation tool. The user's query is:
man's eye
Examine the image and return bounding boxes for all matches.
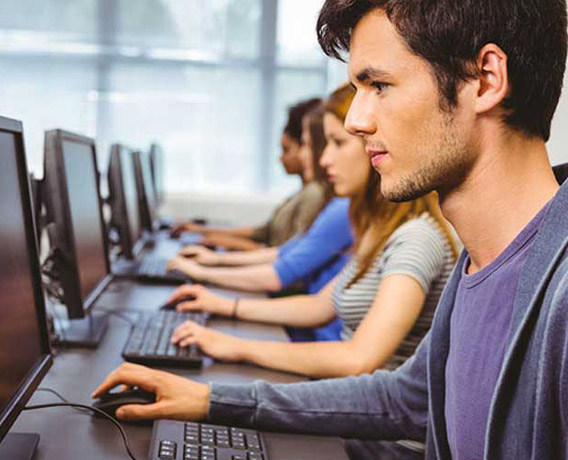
[372,81,388,94]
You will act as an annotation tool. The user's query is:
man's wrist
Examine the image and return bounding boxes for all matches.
[202,384,212,421]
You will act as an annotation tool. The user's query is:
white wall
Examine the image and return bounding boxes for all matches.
[161,191,281,226]
[548,71,568,167]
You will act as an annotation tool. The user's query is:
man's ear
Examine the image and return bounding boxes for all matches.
[474,43,509,115]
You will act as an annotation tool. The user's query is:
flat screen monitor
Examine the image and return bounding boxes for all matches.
[133,150,159,233]
[149,143,165,205]
[43,130,111,320]
[0,116,52,452]
[107,144,142,259]
[28,172,43,246]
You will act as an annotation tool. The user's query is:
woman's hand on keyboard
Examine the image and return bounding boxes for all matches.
[171,321,245,362]
[167,256,206,280]
[178,245,221,266]
[169,284,233,316]
[92,363,211,422]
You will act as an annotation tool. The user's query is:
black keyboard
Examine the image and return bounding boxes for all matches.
[138,257,170,277]
[150,420,267,460]
[136,257,189,284]
[122,310,208,368]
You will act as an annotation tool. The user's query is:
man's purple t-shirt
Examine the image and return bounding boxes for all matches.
[445,203,550,460]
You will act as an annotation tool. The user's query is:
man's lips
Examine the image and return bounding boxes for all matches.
[367,149,389,167]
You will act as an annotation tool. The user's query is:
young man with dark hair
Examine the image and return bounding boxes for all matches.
[94,1,568,459]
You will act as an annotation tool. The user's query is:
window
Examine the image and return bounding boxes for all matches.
[0,0,329,195]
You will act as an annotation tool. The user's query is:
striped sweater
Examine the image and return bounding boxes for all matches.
[332,212,455,370]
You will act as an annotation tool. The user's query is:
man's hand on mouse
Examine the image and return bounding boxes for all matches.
[92,363,210,421]
[178,245,221,266]
[168,285,233,316]
[171,321,246,362]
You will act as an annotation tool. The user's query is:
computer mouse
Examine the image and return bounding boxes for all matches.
[160,294,197,310]
[92,388,156,419]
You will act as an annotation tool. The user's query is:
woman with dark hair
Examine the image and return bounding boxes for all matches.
[169,104,353,341]
[173,98,326,251]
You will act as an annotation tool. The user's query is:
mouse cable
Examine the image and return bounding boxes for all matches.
[24,390,140,460]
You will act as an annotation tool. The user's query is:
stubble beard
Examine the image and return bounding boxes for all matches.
[380,112,473,202]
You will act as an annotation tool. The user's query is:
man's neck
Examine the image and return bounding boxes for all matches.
[440,132,559,275]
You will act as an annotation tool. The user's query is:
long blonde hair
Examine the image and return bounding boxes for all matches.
[324,83,459,285]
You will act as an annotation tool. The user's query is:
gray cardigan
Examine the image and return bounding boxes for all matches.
[208,180,568,460]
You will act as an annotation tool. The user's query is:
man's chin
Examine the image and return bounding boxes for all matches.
[381,180,430,203]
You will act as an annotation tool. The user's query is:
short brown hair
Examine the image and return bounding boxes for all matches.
[317,0,567,141]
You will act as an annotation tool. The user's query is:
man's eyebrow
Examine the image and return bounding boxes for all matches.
[355,67,393,82]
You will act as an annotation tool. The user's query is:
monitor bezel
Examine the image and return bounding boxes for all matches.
[133,150,158,234]
[43,129,113,319]
[149,143,165,205]
[0,116,53,443]
[108,144,143,259]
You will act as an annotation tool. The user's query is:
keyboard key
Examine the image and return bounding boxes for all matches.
[159,440,177,459]
[246,434,261,451]
[153,422,267,460]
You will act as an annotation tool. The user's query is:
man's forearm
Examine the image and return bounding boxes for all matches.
[207,351,429,442]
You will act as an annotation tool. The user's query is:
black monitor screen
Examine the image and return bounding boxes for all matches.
[141,151,158,226]
[121,150,141,248]
[0,131,45,418]
[62,140,108,301]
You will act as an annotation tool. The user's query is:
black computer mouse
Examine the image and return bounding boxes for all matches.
[160,294,197,310]
[92,388,156,419]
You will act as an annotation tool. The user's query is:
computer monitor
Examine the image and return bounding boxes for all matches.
[28,172,43,246]
[107,144,143,259]
[0,116,53,460]
[149,142,165,205]
[42,129,111,346]
[133,150,159,234]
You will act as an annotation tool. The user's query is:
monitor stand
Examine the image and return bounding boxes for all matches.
[52,312,109,348]
[0,433,39,460]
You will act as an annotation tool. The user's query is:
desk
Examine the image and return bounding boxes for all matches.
[12,279,304,460]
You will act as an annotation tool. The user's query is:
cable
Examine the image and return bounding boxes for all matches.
[23,400,140,460]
